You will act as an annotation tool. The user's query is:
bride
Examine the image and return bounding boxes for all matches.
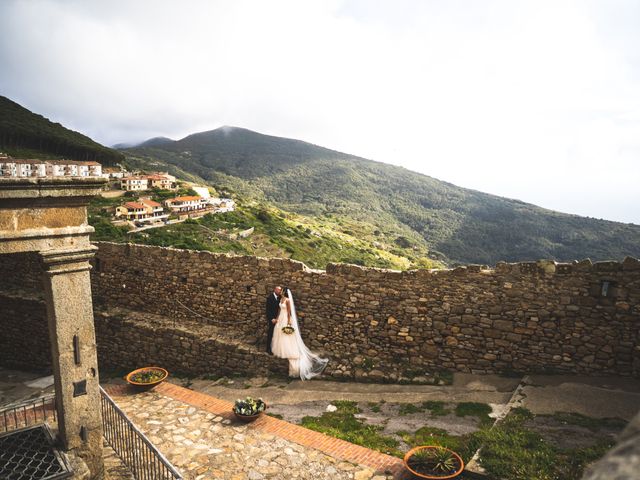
[271,287,328,380]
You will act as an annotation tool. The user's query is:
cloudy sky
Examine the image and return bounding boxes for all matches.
[1,0,639,224]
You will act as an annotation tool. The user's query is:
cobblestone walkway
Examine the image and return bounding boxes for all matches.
[105,383,402,479]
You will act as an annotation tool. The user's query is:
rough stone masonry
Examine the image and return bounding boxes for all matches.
[1,242,639,381]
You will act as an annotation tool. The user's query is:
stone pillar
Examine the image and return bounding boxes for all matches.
[0,176,107,479]
[41,246,104,479]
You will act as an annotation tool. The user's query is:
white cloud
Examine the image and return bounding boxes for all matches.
[0,0,639,223]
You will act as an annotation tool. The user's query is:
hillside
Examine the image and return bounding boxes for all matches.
[0,96,123,164]
[123,126,640,265]
[89,196,436,270]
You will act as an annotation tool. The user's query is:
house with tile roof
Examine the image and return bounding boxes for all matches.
[164,195,210,215]
[120,173,176,191]
[120,176,149,191]
[115,198,168,223]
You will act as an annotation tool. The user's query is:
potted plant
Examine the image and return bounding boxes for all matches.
[403,446,464,479]
[233,396,267,422]
[125,366,169,391]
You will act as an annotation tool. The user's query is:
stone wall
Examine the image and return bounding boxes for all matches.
[1,243,639,380]
[94,312,289,377]
[0,252,42,293]
[0,292,51,370]
[91,243,640,380]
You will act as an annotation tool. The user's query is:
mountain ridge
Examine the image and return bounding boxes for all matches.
[128,126,623,219]
[122,126,640,266]
[0,95,124,164]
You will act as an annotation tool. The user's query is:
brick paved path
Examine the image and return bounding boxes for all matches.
[104,383,404,479]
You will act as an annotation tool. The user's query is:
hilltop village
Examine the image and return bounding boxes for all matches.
[105,168,234,230]
[0,154,235,232]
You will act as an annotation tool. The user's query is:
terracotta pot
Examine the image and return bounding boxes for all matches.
[125,367,169,391]
[233,402,267,423]
[233,411,264,423]
[403,446,464,479]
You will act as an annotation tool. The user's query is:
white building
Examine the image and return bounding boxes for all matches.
[120,173,175,191]
[0,157,103,178]
[45,162,66,177]
[165,195,210,213]
[102,167,126,179]
[85,162,102,176]
[33,162,47,177]
[121,176,149,191]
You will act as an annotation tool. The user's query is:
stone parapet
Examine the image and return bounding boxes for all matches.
[90,243,640,379]
[1,242,639,381]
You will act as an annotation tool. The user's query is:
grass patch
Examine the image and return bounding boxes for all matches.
[475,408,615,480]
[267,413,283,420]
[332,400,361,414]
[398,403,423,415]
[301,401,401,457]
[455,402,493,426]
[422,401,450,416]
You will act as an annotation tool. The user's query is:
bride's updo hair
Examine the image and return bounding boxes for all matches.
[283,287,290,298]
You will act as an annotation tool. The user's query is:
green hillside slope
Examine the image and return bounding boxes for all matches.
[0,96,123,164]
[123,126,640,265]
[89,197,435,270]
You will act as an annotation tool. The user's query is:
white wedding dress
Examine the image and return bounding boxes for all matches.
[270,292,328,380]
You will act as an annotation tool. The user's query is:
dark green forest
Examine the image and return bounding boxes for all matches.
[0,96,123,164]
[123,126,640,266]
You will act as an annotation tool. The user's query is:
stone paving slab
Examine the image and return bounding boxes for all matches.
[105,383,402,479]
[521,375,640,421]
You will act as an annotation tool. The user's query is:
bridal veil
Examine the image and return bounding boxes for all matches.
[288,290,329,380]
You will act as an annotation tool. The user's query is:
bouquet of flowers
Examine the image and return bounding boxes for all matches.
[282,325,295,335]
[233,397,266,416]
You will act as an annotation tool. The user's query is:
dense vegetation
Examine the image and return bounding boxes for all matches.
[89,194,441,270]
[123,126,640,265]
[300,401,621,480]
[0,96,123,164]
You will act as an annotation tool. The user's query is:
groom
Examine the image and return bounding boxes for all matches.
[265,285,282,354]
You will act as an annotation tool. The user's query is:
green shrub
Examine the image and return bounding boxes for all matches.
[455,402,493,426]
[422,401,450,416]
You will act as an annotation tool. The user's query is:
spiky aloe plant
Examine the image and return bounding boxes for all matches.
[407,446,461,477]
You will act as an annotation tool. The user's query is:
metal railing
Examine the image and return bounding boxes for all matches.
[100,386,182,480]
[0,394,56,433]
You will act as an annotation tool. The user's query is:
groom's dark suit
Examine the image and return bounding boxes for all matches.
[265,292,280,354]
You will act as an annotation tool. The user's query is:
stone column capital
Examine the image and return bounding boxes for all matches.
[40,246,98,276]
